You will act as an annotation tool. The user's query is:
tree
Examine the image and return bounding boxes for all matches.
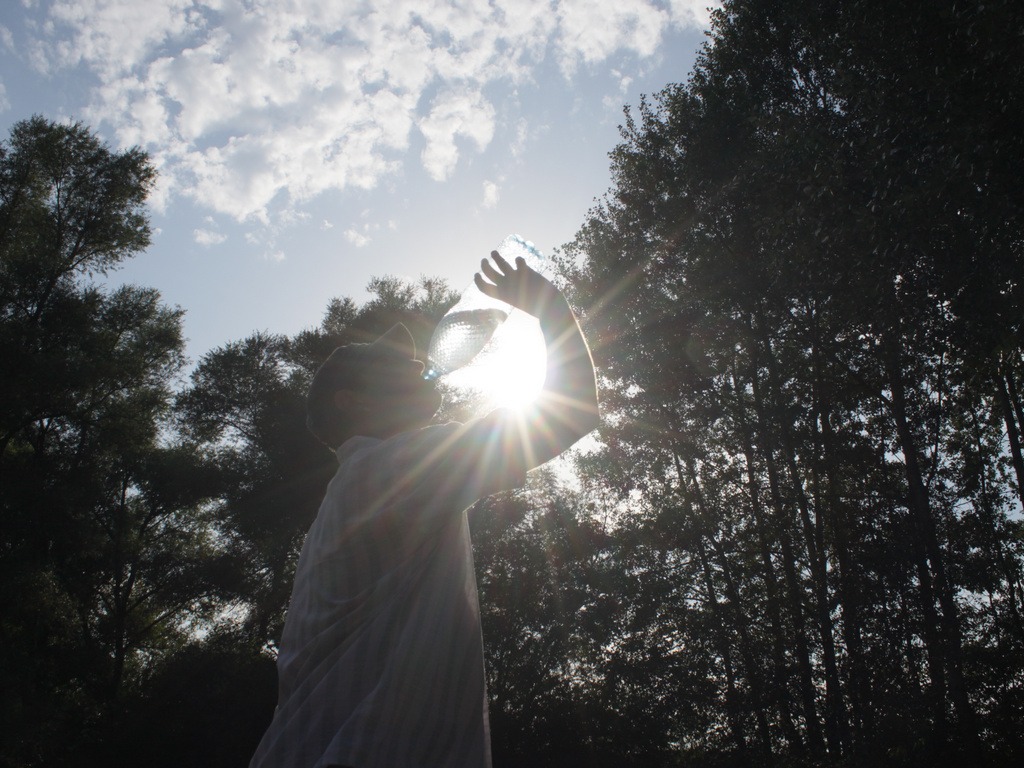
[0,117,227,767]
[0,115,154,459]
[560,0,1024,763]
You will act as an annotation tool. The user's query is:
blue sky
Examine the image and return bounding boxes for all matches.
[0,0,711,361]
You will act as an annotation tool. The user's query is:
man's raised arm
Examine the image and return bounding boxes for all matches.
[475,250,599,469]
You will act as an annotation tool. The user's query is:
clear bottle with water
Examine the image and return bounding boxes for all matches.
[424,234,546,380]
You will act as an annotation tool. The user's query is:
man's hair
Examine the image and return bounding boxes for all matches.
[306,345,365,449]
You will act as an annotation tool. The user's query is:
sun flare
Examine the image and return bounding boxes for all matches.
[442,310,546,410]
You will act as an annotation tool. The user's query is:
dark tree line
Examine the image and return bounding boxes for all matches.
[0,115,460,766]
[3,0,1023,765]
[553,0,1024,764]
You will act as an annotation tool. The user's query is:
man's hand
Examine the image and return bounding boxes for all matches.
[471,247,599,468]
[473,251,565,319]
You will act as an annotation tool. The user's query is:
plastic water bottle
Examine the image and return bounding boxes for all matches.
[424,234,546,380]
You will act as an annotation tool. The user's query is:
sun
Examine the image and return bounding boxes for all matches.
[444,311,546,410]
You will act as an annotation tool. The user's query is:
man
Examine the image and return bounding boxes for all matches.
[250,249,599,767]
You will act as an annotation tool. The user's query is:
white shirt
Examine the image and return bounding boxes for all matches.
[250,411,526,768]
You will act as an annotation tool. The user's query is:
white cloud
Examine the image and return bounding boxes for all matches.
[419,87,495,182]
[554,0,668,76]
[23,0,710,222]
[509,118,531,158]
[46,0,195,77]
[193,227,227,246]
[344,228,371,247]
[0,25,15,53]
[603,68,635,111]
[668,0,718,28]
[482,180,500,209]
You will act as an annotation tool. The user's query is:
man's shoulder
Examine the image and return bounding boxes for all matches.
[333,410,519,473]
[334,434,382,464]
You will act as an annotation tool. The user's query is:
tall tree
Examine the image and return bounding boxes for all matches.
[561,0,1024,763]
[0,117,228,766]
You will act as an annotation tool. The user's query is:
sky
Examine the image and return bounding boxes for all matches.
[0,0,712,362]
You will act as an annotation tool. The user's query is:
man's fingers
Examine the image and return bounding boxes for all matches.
[476,249,527,299]
[490,250,513,273]
[479,258,502,284]
[474,272,497,296]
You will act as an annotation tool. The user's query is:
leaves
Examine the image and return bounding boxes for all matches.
[6,2,1024,761]
[558,0,1024,762]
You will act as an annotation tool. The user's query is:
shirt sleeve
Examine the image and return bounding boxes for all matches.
[337,409,528,534]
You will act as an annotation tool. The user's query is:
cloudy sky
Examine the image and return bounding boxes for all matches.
[1,0,712,359]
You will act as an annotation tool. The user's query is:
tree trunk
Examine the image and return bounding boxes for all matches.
[818,400,871,754]
[1004,358,1024,456]
[995,365,1024,509]
[759,318,848,756]
[677,446,775,761]
[749,362,825,755]
[736,410,803,751]
[969,400,1024,644]
[883,334,981,758]
[696,538,753,762]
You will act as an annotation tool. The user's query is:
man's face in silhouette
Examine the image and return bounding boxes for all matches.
[336,346,442,439]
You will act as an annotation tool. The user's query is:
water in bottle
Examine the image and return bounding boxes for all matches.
[424,235,546,381]
[423,307,508,380]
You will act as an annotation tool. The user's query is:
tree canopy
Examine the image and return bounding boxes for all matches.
[560,0,1024,763]
[4,1,1024,764]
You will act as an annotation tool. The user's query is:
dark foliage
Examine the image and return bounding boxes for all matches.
[5,1,1024,763]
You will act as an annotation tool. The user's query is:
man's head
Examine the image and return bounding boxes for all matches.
[306,324,442,448]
